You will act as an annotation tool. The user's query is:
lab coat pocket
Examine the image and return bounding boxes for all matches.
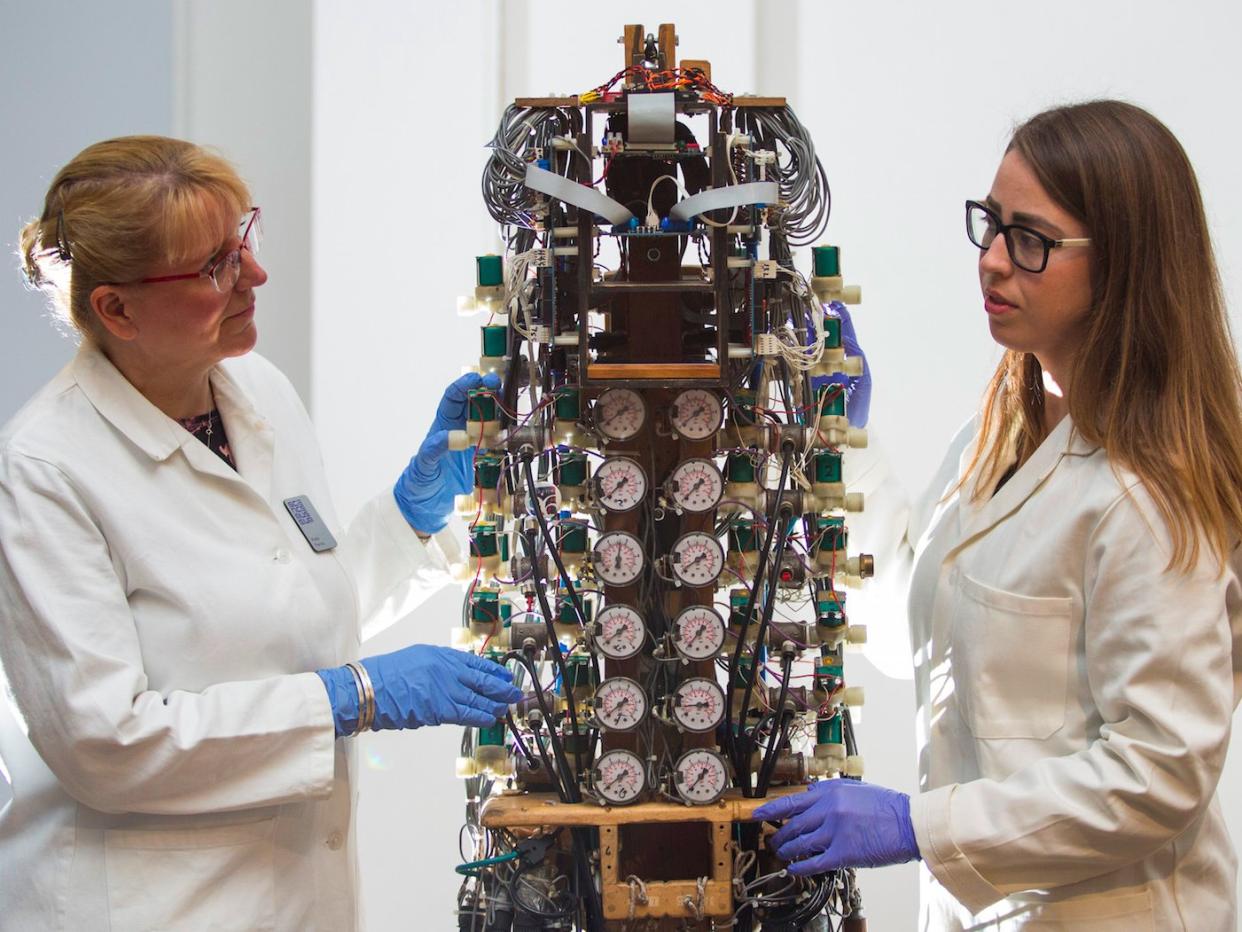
[1019,888,1154,929]
[952,573,1072,740]
[104,818,277,932]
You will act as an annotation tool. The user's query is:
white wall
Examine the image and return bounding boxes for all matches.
[172,0,314,399]
[0,1,174,422]
[3,2,1241,928]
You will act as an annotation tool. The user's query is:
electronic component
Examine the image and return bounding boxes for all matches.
[669,388,723,440]
[669,531,725,588]
[670,605,726,660]
[672,749,729,805]
[592,530,645,586]
[592,676,648,731]
[668,458,724,513]
[669,676,726,732]
[592,749,648,805]
[594,387,647,441]
[593,456,647,512]
[454,23,874,928]
[593,603,646,660]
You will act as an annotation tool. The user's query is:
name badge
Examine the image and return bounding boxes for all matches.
[283,495,338,552]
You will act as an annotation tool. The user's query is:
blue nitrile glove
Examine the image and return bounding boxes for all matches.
[315,645,522,737]
[394,372,502,534]
[752,779,919,876]
[810,301,871,428]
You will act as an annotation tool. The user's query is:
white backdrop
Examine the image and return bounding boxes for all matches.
[2,1,1241,929]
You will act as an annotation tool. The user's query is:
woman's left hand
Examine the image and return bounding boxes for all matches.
[394,372,501,534]
[752,779,920,875]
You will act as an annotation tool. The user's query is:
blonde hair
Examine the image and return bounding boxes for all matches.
[18,135,251,341]
[965,101,1242,571]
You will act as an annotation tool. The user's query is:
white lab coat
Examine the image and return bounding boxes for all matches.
[846,416,1241,930]
[0,346,457,931]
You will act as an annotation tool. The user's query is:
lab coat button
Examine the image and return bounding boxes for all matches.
[274,548,291,563]
[326,831,343,850]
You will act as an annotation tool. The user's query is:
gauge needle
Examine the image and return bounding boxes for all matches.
[614,550,622,570]
[689,478,705,494]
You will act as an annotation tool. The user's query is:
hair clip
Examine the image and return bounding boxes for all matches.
[55,210,72,262]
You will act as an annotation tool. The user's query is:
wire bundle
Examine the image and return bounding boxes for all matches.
[738,107,832,246]
[481,105,572,232]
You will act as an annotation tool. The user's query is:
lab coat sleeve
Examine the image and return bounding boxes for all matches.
[911,483,1237,913]
[839,433,917,680]
[334,486,459,642]
[0,451,337,816]
[843,420,976,680]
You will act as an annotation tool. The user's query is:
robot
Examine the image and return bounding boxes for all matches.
[452,24,871,930]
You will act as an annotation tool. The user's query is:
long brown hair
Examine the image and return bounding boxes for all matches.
[966,100,1242,570]
[19,135,250,341]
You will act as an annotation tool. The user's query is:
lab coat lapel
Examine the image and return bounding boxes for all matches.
[956,415,1077,547]
[71,346,273,498]
[209,364,275,502]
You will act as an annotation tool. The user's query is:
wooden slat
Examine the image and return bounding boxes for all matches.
[602,878,732,920]
[480,786,801,828]
[588,363,721,381]
[734,96,787,108]
[514,96,580,108]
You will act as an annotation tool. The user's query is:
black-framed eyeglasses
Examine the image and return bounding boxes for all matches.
[133,207,262,292]
[965,200,1089,273]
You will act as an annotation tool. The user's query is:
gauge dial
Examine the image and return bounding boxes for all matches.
[594,457,648,513]
[593,749,647,806]
[670,532,725,588]
[593,531,645,586]
[595,388,647,441]
[670,389,723,441]
[670,676,726,732]
[673,749,730,805]
[671,606,726,661]
[593,676,647,731]
[594,603,646,660]
[669,458,724,513]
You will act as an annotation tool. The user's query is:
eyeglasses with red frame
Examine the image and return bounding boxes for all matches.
[135,207,262,292]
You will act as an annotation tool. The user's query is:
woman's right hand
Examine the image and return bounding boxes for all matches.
[317,645,522,737]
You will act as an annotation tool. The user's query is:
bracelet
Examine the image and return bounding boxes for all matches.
[343,662,367,736]
[346,661,376,734]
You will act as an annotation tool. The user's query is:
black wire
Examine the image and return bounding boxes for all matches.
[512,651,578,803]
[756,651,795,796]
[723,449,793,776]
[506,710,539,771]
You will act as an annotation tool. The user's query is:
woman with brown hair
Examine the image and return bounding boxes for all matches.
[0,136,520,930]
[755,100,1242,929]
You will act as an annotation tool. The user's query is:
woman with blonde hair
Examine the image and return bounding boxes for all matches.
[755,100,1242,929]
[0,135,520,930]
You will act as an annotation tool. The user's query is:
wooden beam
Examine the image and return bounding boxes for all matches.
[480,786,801,828]
[588,363,721,381]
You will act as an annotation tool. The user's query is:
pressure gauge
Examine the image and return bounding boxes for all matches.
[593,531,645,587]
[671,606,727,661]
[670,532,725,588]
[594,457,647,513]
[670,677,726,733]
[668,458,724,513]
[594,603,646,660]
[670,389,723,441]
[593,676,647,731]
[593,748,648,806]
[672,749,730,805]
[595,388,647,441]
